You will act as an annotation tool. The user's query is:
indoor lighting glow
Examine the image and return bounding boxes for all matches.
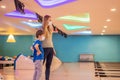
[57,13,90,23]
[6,34,16,43]
[102,29,106,32]
[110,8,116,12]
[28,20,33,22]
[21,21,42,28]
[4,21,30,32]
[101,33,104,35]
[63,24,89,30]
[72,30,92,35]
[35,0,76,8]
[104,26,108,28]
[1,5,6,9]
[106,19,111,22]
[5,9,37,19]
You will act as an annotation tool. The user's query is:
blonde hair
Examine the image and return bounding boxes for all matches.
[43,15,52,38]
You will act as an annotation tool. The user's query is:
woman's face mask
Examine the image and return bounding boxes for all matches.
[41,36,45,41]
[48,21,52,26]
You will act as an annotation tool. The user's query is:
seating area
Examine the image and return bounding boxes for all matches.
[0,60,14,68]
[80,54,94,62]
[0,56,16,69]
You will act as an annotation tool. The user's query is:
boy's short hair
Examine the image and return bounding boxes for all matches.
[36,30,43,38]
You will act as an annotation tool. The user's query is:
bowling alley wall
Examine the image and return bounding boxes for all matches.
[0,34,120,62]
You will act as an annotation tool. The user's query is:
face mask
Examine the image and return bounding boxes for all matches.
[41,36,45,41]
[48,21,52,26]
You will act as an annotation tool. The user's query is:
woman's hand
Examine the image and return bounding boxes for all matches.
[53,48,56,56]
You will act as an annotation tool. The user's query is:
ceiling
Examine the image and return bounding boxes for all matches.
[0,0,120,35]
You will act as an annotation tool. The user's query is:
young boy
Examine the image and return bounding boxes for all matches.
[33,30,45,80]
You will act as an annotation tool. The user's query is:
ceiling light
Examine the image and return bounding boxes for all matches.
[110,8,116,12]
[102,29,106,32]
[101,33,104,35]
[5,9,37,19]
[6,34,16,43]
[35,0,76,8]
[72,30,92,35]
[63,24,89,30]
[28,19,32,22]
[106,19,111,22]
[104,26,108,28]
[57,13,90,23]
[21,21,42,28]
[0,5,6,9]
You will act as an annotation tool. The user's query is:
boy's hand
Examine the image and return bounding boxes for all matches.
[35,44,42,56]
[37,51,41,56]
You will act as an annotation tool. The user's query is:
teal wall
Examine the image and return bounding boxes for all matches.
[0,35,33,57]
[0,34,120,62]
[53,34,120,62]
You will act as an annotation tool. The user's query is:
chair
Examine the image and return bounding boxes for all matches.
[80,54,94,62]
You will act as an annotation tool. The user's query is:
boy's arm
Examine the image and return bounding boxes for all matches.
[35,44,41,55]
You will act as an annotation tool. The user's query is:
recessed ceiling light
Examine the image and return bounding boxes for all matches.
[0,5,6,9]
[106,19,111,22]
[102,29,106,32]
[101,33,104,35]
[104,26,108,28]
[110,8,116,12]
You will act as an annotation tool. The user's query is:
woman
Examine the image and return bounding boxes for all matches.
[42,15,55,80]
